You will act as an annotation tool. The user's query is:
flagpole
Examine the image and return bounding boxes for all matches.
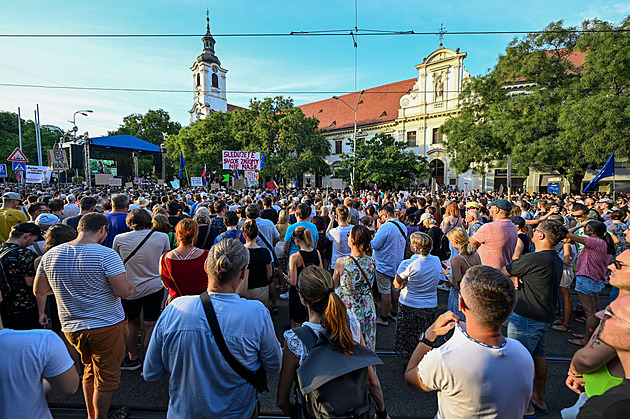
[184,165,191,187]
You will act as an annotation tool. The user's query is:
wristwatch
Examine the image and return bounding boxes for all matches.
[419,332,437,348]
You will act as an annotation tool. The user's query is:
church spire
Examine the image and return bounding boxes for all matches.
[199,9,220,65]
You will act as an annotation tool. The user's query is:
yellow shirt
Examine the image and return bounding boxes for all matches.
[0,209,27,243]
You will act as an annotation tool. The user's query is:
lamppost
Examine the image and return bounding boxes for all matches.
[333,90,364,190]
[70,109,93,140]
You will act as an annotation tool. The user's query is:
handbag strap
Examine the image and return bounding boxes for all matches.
[124,230,154,264]
[200,291,260,388]
[348,255,369,284]
[160,253,183,296]
[258,230,278,265]
[201,225,212,249]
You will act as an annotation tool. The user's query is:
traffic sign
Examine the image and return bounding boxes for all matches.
[0,164,6,177]
[12,162,26,172]
[7,147,28,162]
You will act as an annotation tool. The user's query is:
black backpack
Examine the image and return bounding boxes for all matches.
[439,232,452,261]
[292,326,383,419]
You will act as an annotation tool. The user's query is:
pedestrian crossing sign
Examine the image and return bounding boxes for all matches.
[12,161,26,172]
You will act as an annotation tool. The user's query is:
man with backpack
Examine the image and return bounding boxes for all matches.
[372,204,406,327]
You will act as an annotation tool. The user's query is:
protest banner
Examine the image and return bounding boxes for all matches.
[190,177,203,186]
[134,178,142,185]
[108,178,122,186]
[25,165,51,183]
[222,151,261,171]
[47,149,69,171]
[331,178,343,190]
[125,182,133,188]
[170,180,180,189]
[266,181,277,190]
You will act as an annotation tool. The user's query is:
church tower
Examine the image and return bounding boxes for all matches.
[189,13,228,122]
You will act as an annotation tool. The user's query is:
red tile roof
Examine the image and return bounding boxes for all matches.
[227,103,246,112]
[299,78,417,132]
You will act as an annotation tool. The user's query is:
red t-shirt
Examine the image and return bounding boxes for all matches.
[472,219,518,270]
[160,250,209,297]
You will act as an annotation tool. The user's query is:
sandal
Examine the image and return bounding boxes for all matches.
[553,319,563,326]
[269,305,279,315]
[107,407,130,419]
[551,324,572,333]
[572,333,585,339]
[568,338,586,347]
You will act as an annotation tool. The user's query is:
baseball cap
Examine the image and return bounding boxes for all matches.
[489,199,512,212]
[35,213,60,226]
[2,192,21,200]
[11,223,43,239]
[420,213,434,222]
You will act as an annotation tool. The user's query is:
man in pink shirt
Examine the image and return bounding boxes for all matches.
[470,199,518,270]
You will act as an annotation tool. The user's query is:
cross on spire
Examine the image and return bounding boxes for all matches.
[437,23,447,45]
[206,8,210,33]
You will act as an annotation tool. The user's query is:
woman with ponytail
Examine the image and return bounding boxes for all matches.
[444,228,481,321]
[286,226,323,328]
[276,266,388,419]
[332,225,377,350]
[567,220,615,346]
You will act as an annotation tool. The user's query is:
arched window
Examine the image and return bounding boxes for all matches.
[196,73,200,87]
[212,73,219,88]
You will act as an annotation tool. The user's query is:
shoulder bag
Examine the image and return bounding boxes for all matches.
[200,291,268,393]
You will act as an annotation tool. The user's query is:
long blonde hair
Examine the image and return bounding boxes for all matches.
[447,227,477,256]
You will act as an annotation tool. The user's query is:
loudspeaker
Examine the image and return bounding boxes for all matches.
[153,153,162,172]
[70,145,84,169]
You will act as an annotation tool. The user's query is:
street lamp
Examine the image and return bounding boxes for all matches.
[333,90,364,190]
[69,109,93,140]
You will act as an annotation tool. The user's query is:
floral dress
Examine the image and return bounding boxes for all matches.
[336,255,377,350]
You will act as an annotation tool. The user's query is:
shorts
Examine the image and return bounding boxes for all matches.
[376,271,395,295]
[246,286,269,306]
[121,289,164,322]
[275,241,286,260]
[507,312,551,357]
[559,265,574,289]
[65,320,128,392]
[575,275,605,297]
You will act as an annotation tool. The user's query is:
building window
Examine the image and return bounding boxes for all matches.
[432,128,443,144]
[407,131,417,147]
[196,73,200,87]
[334,140,343,155]
[212,73,219,88]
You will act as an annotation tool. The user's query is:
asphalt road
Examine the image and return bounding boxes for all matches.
[50,286,607,418]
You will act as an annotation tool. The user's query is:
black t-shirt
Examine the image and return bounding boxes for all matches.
[261,208,279,225]
[247,247,272,289]
[62,214,83,230]
[168,216,184,228]
[518,233,532,255]
[577,379,630,418]
[506,250,563,323]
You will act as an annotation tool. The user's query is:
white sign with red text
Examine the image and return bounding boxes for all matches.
[222,151,261,171]
[25,165,50,183]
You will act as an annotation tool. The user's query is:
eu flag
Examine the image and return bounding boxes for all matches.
[179,151,185,179]
[584,152,615,192]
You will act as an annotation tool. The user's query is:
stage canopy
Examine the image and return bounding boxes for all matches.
[89,135,162,156]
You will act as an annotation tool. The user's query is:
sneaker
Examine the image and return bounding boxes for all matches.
[278,292,290,300]
[107,406,130,419]
[388,312,398,322]
[376,316,389,327]
[121,358,142,371]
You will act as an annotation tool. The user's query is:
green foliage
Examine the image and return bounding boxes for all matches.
[337,133,430,189]
[165,97,330,184]
[108,109,182,145]
[441,16,630,192]
[0,110,63,181]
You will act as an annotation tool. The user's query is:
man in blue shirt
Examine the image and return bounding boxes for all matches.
[102,194,131,248]
[372,204,406,326]
[283,203,319,258]
[144,239,282,418]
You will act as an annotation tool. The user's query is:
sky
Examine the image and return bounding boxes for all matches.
[1,0,629,139]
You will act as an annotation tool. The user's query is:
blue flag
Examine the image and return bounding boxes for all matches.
[295,177,299,189]
[179,151,185,179]
[234,170,239,179]
[261,150,265,169]
[584,152,615,192]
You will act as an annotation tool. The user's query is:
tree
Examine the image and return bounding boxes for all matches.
[441,16,630,193]
[108,109,182,177]
[0,110,63,181]
[337,133,430,189]
[166,97,331,185]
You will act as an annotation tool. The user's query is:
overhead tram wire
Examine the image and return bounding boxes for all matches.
[0,82,625,95]
[0,28,628,38]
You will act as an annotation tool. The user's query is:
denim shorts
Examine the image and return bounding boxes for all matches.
[575,275,605,297]
[507,312,551,356]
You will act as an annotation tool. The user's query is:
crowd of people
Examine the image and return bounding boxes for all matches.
[0,183,629,418]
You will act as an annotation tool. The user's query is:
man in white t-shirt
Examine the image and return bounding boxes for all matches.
[405,265,534,419]
[0,295,79,419]
[63,194,80,217]
[326,204,354,271]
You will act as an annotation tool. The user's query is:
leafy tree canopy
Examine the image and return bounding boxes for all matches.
[108,108,182,146]
[441,16,630,192]
[337,133,430,189]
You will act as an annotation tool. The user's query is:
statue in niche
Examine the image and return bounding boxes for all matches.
[435,76,444,100]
